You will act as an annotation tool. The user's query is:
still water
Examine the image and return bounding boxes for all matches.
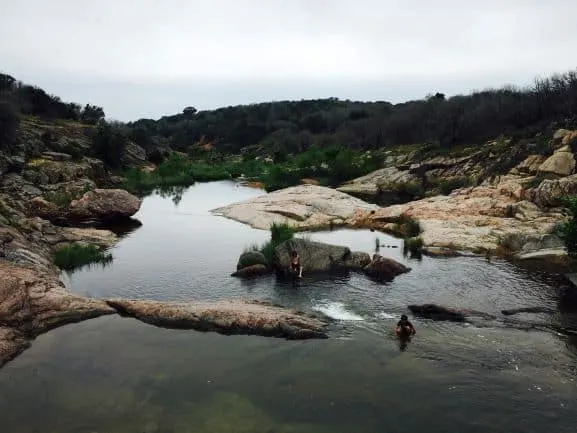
[1,181,576,433]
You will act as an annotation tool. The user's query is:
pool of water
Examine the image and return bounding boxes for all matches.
[2,181,577,433]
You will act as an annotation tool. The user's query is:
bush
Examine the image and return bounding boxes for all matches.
[557,196,577,255]
[53,243,113,271]
[257,222,295,266]
[433,176,473,195]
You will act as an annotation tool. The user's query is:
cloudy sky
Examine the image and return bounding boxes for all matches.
[1,0,575,121]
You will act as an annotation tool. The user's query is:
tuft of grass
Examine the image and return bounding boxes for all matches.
[270,222,295,244]
[53,243,113,272]
[394,214,422,238]
[403,236,424,258]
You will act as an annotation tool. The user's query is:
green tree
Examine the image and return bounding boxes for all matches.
[0,102,20,151]
[91,122,127,169]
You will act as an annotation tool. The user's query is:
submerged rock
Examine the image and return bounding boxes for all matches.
[211,184,378,230]
[501,306,557,316]
[106,299,329,340]
[408,304,467,322]
[273,238,372,277]
[69,189,142,222]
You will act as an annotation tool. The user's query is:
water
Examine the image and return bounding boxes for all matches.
[2,180,577,433]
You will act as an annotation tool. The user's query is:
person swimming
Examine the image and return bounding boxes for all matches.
[395,314,416,338]
[290,250,303,278]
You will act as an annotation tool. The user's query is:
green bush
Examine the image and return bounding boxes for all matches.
[257,222,296,266]
[557,196,577,255]
[53,243,113,271]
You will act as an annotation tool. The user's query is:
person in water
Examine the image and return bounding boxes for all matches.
[395,314,416,337]
[290,250,303,278]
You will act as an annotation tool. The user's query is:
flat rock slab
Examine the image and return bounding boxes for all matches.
[107,299,329,340]
[0,327,29,368]
[211,184,378,230]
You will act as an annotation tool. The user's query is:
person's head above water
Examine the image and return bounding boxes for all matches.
[400,314,408,322]
[291,251,298,258]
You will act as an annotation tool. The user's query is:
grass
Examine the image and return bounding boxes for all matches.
[393,214,422,238]
[53,243,113,271]
[403,236,424,258]
[122,145,387,196]
[241,222,296,268]
[44,183,93,207]
[428,176,474,195]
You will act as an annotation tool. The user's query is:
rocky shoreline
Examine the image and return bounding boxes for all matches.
[213,129,577,260]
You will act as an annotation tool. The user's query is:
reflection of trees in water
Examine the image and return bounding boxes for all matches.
[158,185,186,206]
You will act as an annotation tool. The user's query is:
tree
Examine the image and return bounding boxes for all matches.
[0,102,20,151]
[81,104,105,124]
[91,122,127,169]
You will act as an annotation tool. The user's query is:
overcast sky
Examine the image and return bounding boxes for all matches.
[1,0,575,121]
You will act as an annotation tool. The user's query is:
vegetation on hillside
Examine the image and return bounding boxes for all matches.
[3,69,577,195]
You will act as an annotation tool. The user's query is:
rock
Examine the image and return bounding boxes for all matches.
[510,155,547,176]
[349,184,565,254]
[538,146,575,177]
[42,151,72,162]
[337,167,421,202]
[29,197,60,220]
[524,174,577,208]
[231,264,270,278]
[212,185,378,230]
[408,304,467,322]
[516,248,567,260]
[363,254,411,281]
[0,262,116,367]
[0,262,116,332]
[0,327,29,369]
[273,238,371,276]
[69,189,142,222]
[422,247,463,258]
[106,299,328,340]
[501,307,556,316]
[122,142,148,167]
[237,250,267,270]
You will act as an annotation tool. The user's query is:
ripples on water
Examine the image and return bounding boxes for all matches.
[2,181,577,433]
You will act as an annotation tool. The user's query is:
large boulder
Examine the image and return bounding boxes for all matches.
[68,189,142,222]
[537,145,576,177]
[337,167,421,203]
[274,238,372,277]
[106,299,328,340]
[524,174,577,208]
[211,185,378,230]
[363,254,411,281]
[509,155,548,176]
[122,142,148,167]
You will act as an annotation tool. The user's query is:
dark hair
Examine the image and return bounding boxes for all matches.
[400,314,408,321]
[290,251,297,257]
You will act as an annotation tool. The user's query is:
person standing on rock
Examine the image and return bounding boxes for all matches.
[290,251,303,278]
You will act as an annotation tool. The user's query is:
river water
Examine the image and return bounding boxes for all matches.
[1,181,576,433]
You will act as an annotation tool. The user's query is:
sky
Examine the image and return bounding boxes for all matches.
[1,0,576,121]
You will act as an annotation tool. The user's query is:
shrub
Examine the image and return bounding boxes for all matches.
[53,243,113,271]
[557,196,577,255]
[258,222,295,266]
